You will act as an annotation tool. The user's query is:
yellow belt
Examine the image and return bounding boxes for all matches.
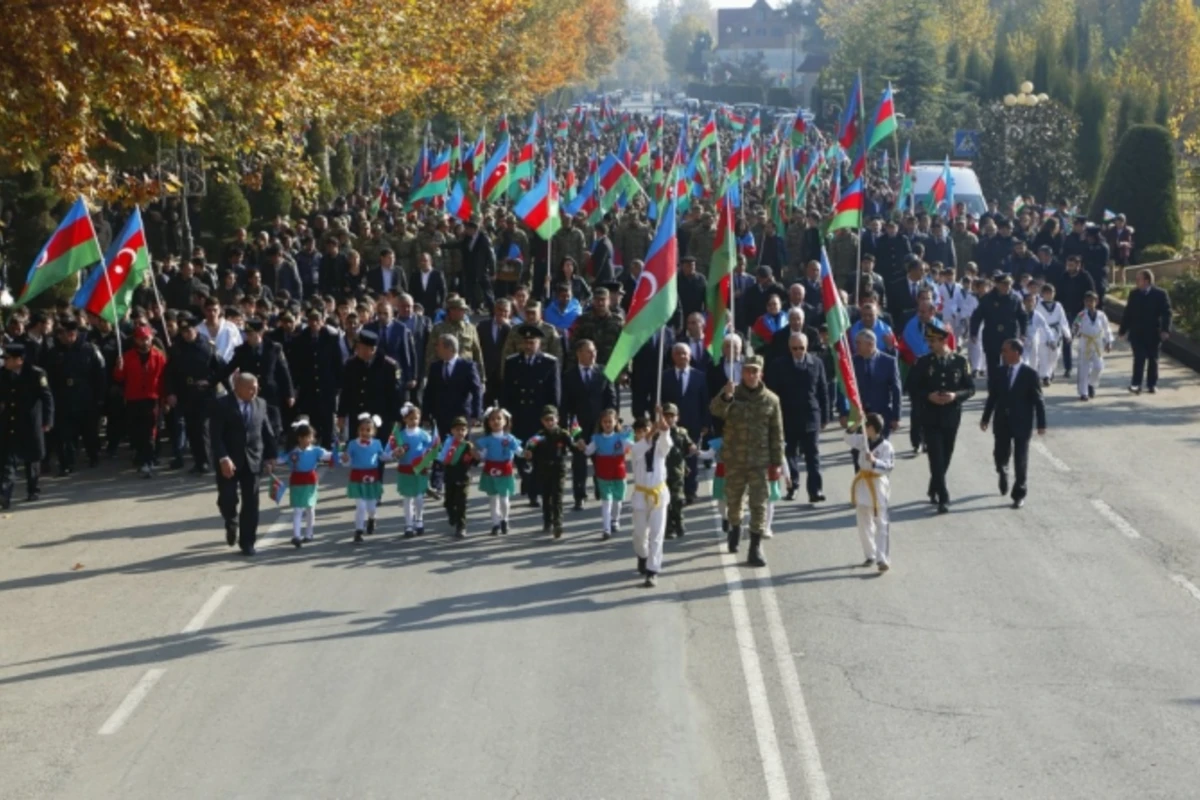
[1079,332,1103,360]
[850,469,882,517]
[634,482,667,508]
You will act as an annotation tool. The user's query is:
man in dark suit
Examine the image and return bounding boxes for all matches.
[0,342,54,508]
[561,338,618,509]
[1119,269,1173,394]
[211,372,278,555]
[980,339,1046,509]
[477,298,512,410]
[397,292,431,403]
[336,329,403,476]
[366,248,407,297]
[218,318,294,437]
[839,328,902,469]
[590,222,616,285]
[628,327,674,422]
[660,342,710,502]
[453,219,495,311]
[288,308,343,447]
[421,332,484,492]
[409,252,447,317]
[503,325,562,505]
[766,332,829,501]
[679,312,713,374]
[364,300,416,394]
[766,307,822,365]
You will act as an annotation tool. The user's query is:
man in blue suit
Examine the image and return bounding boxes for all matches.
[839,328,902,469]
[365,299,417,396]
[421,333,483,493]
[765,332,829,502]
[661,342,710,502]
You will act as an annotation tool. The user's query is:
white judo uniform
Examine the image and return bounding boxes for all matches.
[631,431,672,575]
[1073,308,1114,398]
[844,431,895,565]
[1023,306,1049,374]
[959,293,984,370]
[1034,300,1071,380]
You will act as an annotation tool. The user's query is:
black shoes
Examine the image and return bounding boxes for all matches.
[491,525,500,536]
[404,528,415,538]
[722,519,730,534]
[529,496,540,508]
[353,530,364,543]
[1042,377,1050,387]
[415,526,425,537]
[747,533,766,567]
[455,526,466,539]
[573,499,584,512]
[809,493,826,503]
[500,520,509,535]
[291,536,302,548]
[676,526,686,539]
[1128,384,1141,394]
[727,525,741,554]
[553,527,563,540]
[225,520,238,547]
[1088,384,1095,399]
[644,573,658,588]
[937,503,949,514]
[861,558,876,567]
[1147,386,1158,394]
[1012,498,1025,509]
[366,518,375,536]
[998,472,1009,496]
[785,488,796,501]
[601,530,611,541]
[169,457,185,470]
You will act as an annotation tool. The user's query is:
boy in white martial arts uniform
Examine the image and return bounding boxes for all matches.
[630,411,673,588]
[1021,291,1048,375]
[961,278,987,374]
[937,267,965,340]
[844,413,895,572]
[1034,283,1071,386]
[1072,290,1113,401]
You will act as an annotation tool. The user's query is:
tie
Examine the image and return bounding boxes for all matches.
[679,370,687,394]
[583,367,591,383]
[242,402,252,428]
[1009,365,1017,388]
[444,363,450,381]
[911,283,918,301]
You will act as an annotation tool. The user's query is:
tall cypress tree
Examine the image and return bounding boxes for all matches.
[987,36,1018,101]
[1074,74,1109,193]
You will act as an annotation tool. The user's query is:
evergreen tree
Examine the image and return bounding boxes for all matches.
[1060,24,1079,72]
[987,36,1018,100]
[1075,7,1091,71]
[251,164,293,221]
[945,41,962,81]
[6,170,61,303]
[1090,125,1182,252]
[1155,84,1171,126]
[202,172,252,244]
[887,0,942,117]
[306,118,334,205]
[962,47,987,93]
[1033,33,1053,95]
[1114,90,1151,145]
[1074,74,1109,193]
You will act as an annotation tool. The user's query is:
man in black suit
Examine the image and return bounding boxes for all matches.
[336,329,403,477]
[365,300,417,395]
[409,252,447,317]
[766,307,822,364]
[218,318,294,437]
[628,327,674,422]
[1119,269,1173,394]
[679,312,713,373]
[660,342,710,502]
[288,308,343,447]
[503,325,562,505]
[590,222,616,285]
[766,332,829,502]
[421,332,484,492]
[454,219,495,311]
[366,248,407,297]
[477,298,512,410]
[211,373,278,555]
[397,292,431,403]
[0,342,54,508]
[561,338,617,509]
[980,339,1046,509]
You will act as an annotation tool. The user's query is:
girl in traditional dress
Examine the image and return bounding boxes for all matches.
[474,406,522,536]
[342,413,388,543]
[277,418,330,547]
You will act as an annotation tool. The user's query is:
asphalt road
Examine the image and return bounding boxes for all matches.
[3,342,1200,800]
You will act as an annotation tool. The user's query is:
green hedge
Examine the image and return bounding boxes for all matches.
[1090,125,1182,254]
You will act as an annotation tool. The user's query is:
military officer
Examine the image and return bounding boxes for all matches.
[218,317,295,437]
[336,329,402,468]
[165,313,221,474]
[907,318,975,513]
[48,317,105,474]
[499,301,564,375]
[288,308,343,447]
[566,287,623,369]
[1,343,55,508]
[709,355,785,567]
[426,296,484,369]
[969,273,1028,377]
[502,325,562,506]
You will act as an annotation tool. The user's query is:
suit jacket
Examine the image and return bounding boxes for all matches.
[561,362,618,437]
[765,354,829,434]
[210,393,277,473]
[461,233,497,279]
[0,364,54,461]
[660,365,710,437]
[409,268,447,315]
[590,236,615,285]
[982,362,1046,439]
[629,328,675,402]
[421,357,483,433]
[364,319,416,386]
[218,341,294,408]
[366,265,407,296]
[845,351,902,423]
[678,335,713,374]
[1119,285,1172,343]
[502,352,562,439]
[766,324,823,365]
[476,318,511,386]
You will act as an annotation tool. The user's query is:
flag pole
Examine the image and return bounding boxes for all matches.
[655,322,666,411]
[854,68,867,309]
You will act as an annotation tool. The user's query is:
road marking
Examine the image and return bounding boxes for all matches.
[1091,499,1141,539]
[181,585,234,633]
[255,510,292,548]
[1032,441,1071,472]
[98,668,166,736]
[1171,575,1200,603]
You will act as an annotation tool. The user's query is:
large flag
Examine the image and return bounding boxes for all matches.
[408,148,451,207]
[790,108,808,148]
[510,112,539,195]
[829,177,863,233]
[480,134,511,202]
[369,174,390,217]
[446,175,475,223]
[705,188,736,360]
[17,197,102,307]
[74,207,150,324]
[697,112,718,151]
[820,247,862,419]
[512,164,563,241]
[926,155,953,216]
[867,83,897,152]
[837,74,862,150]
[562,167,596,217]
[467,128,487,185]
[604,194,679,383]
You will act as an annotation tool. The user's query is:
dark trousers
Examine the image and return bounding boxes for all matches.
[570,448,597,502]
[907,394,923,449]
[668,486,685,535]
[993,424,1030,500]
[217,469,260,551]
[1131,339,1161,388]
[1062,339,1073,374]
[784,429,823,497]
[127,399,158,468]
[167,406,186,459]
[184,406,211,468]
[297,399,336,448]
[517,455,539,501]
[58,410,100,470]
[538,474,564,530]
[983,343,1002,377]
[683,453,699,499]
[1,454,39,501]
[104,394,126,455]
[923,423,960,504]
[444,481,469,527]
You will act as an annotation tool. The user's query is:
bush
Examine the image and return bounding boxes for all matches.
[250,164,293,221]
[202,172,252,243]
[1090,125,1183,254]
[1166,270,1200,337]
[1137,243,1178,264]
[330,139,355,196]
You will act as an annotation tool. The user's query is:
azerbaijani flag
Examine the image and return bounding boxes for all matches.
[446,175,475,223]
[271,476,288,505]
[820,247,863,420]
[369,174,390,216]
[705,188,736,360]
[480,134,511,202]
[467,128,487,185]
[867,83,897,151]
[510,112,539,194]
[513,164,563,240]
[414,422,441,473]
[74,207,149,324]
[568,418,583,440]
[562,167,595,217]
[17,197,102,307]
[697,112,718,151]
[790,108,808,147]
[604,193,679,383]
[898,139,914,211]
[555,118,570,139]
[926,156,953,216]
[408,148,451,207]
[837,74,862,150]
[829,177,863,233]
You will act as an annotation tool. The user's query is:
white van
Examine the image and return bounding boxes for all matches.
[911,162,986,216]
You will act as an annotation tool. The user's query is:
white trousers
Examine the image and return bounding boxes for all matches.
[1036,341,1060,379]
[354,499,378,530]
[488,495,510,526]
[631,496,668,574]
[967,337,985,372]
[600,498,621,532]
[1076,346,1104,397]
[402,496,426,529]
[856,506,890,564]
[292,507,315,540]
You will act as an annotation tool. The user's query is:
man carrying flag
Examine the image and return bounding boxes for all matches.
[75,207,150,324]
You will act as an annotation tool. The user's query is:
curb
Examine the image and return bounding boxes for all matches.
[1104,295,1200,373]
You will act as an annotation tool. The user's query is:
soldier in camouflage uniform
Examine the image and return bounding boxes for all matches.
[416,219,446,274]
[687,213,716,273]
[661,403,696,540]
[709,355,785,567]
[499,301,563,375]
[552,214,588,276]
[616,210,652,270]
[358,222,393,271]
[440,217,465,294]
[392,220,420,278]
[523,405,573,538]
[426,296,484,368]
[565,287,622,368]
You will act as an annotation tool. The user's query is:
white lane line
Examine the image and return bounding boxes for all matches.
[1170,575,1200,604]
[757,567,832,800]
[181,585,234,633]
[1032,441,1071,472]
[255,510,292,548]
[98,668,166,736]
[1091,499,1141,539]
[719,547,791,800]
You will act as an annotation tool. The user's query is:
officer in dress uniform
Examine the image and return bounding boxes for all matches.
[1,343,55,508]
[288,308,343,448]
[502,325,562,506]
[165,313,221,474]
[48,316,106,474]
[218,317,295,438]
[907,318,975,513]
[336,328,402,475]
[969,273,1028,377]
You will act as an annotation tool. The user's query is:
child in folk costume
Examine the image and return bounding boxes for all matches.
[392,403,435,538]
[277,419,331,548]
[1034,283,1071,385]
[475,406,522,537]
[579,408,630,540]
[961,278,987,374]
[844,413,895,573]
[1021,292,1049,375]
[630,412,673,588]
[763,468,789,540]
[342,413,388,543]
[440,417,478,538]
[1072,290,1113,402]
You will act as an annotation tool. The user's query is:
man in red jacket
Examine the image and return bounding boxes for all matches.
[113,326,168,477]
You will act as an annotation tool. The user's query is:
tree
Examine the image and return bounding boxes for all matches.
[251,164,294,222]
[5,172,61,304]
[1074,74,1109,193]
[330,140,355,197]
[1113,90,1151,145]
[962,47,988,94]
[202,173,252,244]
[945,41,963,80]
[1090,125,1182,252]
[888,0,943,118]
[612,9,668,88]
[1155,84,1171,126]
[987,36,1019,101]
[975,99,1085,205]
[666,14,711,81]
[652,0,676,43]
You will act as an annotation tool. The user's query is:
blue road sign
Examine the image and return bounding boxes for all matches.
[953,129,980,158]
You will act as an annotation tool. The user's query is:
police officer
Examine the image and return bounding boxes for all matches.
[166,313,221,474]
[1,343,54,508]
[48,316,105,474]
[288,308,343,448]
[219,317,294,437]
[907,318,975,513]
[969,273,1027,377]
[502,325,561,506]
[336,328,402,472]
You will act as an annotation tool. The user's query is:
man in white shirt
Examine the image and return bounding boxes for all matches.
[197,298,243,363]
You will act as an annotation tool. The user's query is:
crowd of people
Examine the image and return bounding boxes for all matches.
[0,111,1177,586]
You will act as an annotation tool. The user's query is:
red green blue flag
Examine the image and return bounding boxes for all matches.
[513,163,563,240]
[829,177,863,233]
[820,247,862,421]
[74,207,150,324]
[17,197,102,307]
[868,83,897,152]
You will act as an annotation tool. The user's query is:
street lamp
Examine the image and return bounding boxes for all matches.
[1000,81,1051,196]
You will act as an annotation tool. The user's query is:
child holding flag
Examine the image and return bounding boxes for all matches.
[342,413,388,543]
[440,417,477,538]
[630,411,673,588]
[475,407,522,536]
[578,408,630,540]
[844,413,895,572]
[276,418,331,548]
[392,403,436,538]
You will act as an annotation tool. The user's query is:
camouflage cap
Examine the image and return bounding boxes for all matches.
[662,402,679,415]
[450,416,469,428]
[446,297,469,311]
[743,355,764,370]
[541,405,559,418]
